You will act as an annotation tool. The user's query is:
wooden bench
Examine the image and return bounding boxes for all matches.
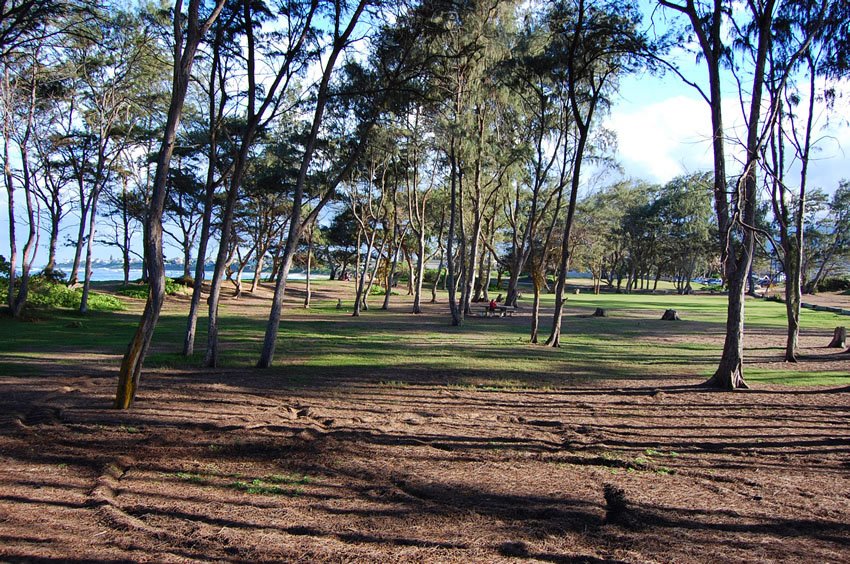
[481,305,518,318]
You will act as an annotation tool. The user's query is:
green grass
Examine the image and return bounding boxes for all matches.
[1,281,846,389]
[744,370,850,387]
[227,478,303,496]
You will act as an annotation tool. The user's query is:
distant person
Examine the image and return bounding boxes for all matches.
[489,298,498,313]
[495,293,503,303]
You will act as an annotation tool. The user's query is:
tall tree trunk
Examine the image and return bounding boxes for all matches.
[304,228,312,308]
[68,199,88,286]
[412,233,426,312]
[530,270,542,344]
[546,131,588,347]
[431,245,444,304]
[446,137,461,326]
[704,0,775,389]
[383,231,402,310]
[204,189,240,367]
[79,189,101,313]
[116,0,225,409]
[257,0,367,368]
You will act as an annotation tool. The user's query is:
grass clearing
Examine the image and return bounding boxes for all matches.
[1,281,847,389]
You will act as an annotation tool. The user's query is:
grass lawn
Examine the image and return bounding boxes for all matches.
[2,279,847,388]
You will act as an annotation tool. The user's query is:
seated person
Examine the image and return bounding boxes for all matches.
[489,298,498,312]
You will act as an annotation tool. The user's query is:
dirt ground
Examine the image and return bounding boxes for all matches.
[1,284,849,563]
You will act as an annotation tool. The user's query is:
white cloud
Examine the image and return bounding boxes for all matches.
[605,95,724,183]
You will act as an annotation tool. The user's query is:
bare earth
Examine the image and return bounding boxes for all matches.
[1,285,849,563]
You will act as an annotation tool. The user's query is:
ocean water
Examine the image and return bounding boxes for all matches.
[40,266,313,282]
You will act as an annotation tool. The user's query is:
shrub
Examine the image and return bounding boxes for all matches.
[117,278,187,299]
[39,268,67,283]
[816,277,850,292]
[422,268,443,284]
[368,284,398,296]
[20,276,125,311]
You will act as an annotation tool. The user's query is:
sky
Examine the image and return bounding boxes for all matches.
[2,1,849,268]
[603,70,850,194]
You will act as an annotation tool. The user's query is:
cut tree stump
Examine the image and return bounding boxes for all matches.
[827,326,846,348]
[661,309,680,321]
[593,308,608,317]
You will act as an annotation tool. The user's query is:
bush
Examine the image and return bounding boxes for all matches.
[368,284,398,296]
[422,268,443,284]
[39,268,67,283]
[17,276,125,311]
[117,278,187,299]
[816,277,850,292]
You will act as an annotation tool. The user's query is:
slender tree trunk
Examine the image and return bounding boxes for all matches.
[257,0,367,368]
[116,0,225,409]
[304,229,312,308]
[383,233,402,310]
[431,245,444,304]
[446,137,461,326]
[182,187,215,356]
[68,202,88,286]
[204,189,240,367]
[546,130,588,347]
[46,216,59,276]
[251,251,265,293]
[362,234,386,311]
[412,233,426,313]
[530,277,541,344]
[353,230,376,316]
[79,189,101,313]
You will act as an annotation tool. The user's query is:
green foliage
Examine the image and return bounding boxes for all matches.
[369,284,397,296]
[816,277,850,292]
[117,279,187,299]
[10,276,125,311]
[423,268,443,284]
[0,255,10,279]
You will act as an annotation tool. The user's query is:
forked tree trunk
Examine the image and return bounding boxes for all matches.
[784,255,802,361]
[68,199,88,286]
[383,235,402,310]
[704,261,750,390]
[116,0,225,409]
[250,252,265,293]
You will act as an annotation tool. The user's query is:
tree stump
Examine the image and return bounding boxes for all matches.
[827,326,846,348]
[661,309,680,321]
[593,307,608,317]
